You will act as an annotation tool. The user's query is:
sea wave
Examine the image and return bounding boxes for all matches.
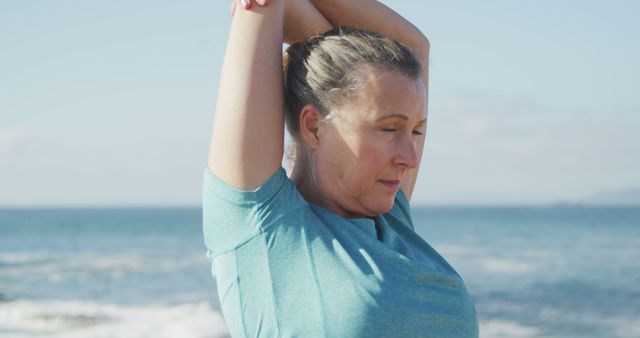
[479,258,535,274]
[0,300,229,338]
[0,251,207,281]
[0,252,51,266]
[480,320,539,338]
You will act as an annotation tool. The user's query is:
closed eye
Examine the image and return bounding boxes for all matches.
[412,129,424,135]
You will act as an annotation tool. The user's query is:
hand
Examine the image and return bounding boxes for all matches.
[230,0,271,15]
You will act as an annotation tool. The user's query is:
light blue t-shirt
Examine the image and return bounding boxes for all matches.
[203,167,478,338]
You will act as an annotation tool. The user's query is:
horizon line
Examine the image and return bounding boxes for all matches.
[1,202,639,209]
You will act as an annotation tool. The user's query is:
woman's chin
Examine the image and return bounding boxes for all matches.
[365,199,395,216]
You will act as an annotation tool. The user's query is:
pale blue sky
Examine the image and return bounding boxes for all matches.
[1,0,639,206]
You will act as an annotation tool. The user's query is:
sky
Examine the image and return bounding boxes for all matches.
[1,0,639,207]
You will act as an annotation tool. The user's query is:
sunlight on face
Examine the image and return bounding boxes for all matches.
[313,66,427,217]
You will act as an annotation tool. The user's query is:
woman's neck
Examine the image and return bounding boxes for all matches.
[291,156,320,205]
[291,156,365,219]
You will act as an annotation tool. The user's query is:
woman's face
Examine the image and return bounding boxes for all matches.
[313,67,427,217]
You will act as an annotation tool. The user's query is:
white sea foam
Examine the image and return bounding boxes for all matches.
[479,258,535,274]
[0,252,50,265]
[480,319,540,338]
[0,251,207,281]
[537,307,640,338]
[612,317,640,338]
[437,245,536,274]
[0,300,229,338]
[437,244,479,256]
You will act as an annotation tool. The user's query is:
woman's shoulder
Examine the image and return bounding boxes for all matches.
[203,165,309,258]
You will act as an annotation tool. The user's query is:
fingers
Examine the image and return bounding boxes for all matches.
[232,0,270,14]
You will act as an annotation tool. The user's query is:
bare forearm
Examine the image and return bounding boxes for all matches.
[284,0,332,44]
[309,0,429,63]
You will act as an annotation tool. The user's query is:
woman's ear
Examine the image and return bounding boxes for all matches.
[299,104,322,150]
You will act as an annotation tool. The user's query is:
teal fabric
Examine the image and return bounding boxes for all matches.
[203,167,478,338]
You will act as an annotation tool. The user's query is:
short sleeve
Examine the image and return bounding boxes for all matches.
[202,166,306,260]
[384,188,415,231]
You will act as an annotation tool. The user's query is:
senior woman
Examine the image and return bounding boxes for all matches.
[203,0,478,336]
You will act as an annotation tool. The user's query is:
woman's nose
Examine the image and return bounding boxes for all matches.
[393,137,419,169]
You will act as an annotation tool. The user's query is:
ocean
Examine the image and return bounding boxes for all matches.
[1,206,638,338]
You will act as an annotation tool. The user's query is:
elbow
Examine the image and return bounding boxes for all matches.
[412,34,430,68]
[418,33,430,55]
[418,33,430,51]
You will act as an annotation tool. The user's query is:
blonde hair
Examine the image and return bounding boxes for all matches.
[283,26,422,142]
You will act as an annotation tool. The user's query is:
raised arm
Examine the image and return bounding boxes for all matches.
[309,0,430,201]
[283,0,332,44]
[209,0,330,190]
[208,1,285,190]
[232,0,331,44]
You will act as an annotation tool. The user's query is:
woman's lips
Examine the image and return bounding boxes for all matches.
[379,180,400,189]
